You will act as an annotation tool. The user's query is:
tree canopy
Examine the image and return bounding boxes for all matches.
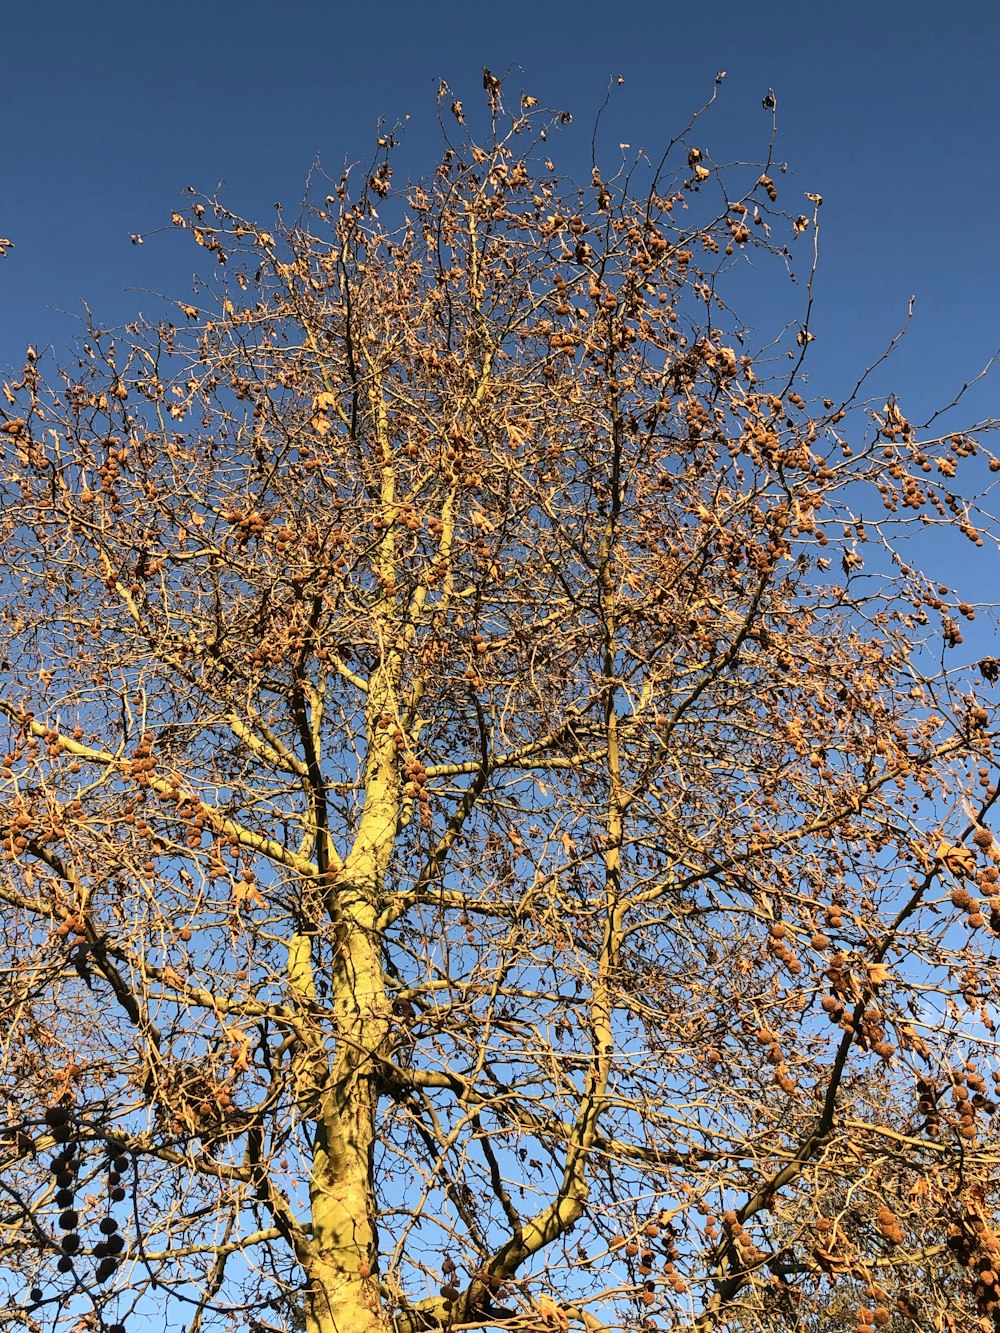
[2,77,1000,1333]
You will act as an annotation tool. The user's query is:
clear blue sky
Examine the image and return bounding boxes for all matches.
[2,0,997,425]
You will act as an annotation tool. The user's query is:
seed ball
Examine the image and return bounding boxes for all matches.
[108,1172,121,1187]
[49,1123,72,1144]
[29,1287,43,1303]
[99,1217,119,1235]
[60,1234,80,1255]
[106,1234,125,1254]
[110,1186,126,1202]
[93,1242,109,1259]
[112,1155,129,1173]
[58,1210,79,1230]
[95,1256,118,1283]
[44,1107,70,1128]
[55,1189,74,1207]
[56,1255,74,1273]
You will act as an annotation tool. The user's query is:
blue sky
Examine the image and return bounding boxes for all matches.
[2,0,997,423]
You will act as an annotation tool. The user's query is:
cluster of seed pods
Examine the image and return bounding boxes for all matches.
[25,1104,130,1331]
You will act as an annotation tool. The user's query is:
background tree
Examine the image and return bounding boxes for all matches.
[2,77,1000,1333]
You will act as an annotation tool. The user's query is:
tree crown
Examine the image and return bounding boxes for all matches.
[2,77,999,1333]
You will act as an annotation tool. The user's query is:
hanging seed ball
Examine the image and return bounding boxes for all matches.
[58,1210,79,1230]
[56,1255,74,1273]
[44,1107,70,1128]
[112,1155,129,1173]
[55,1189,75,1207]
[55,1170,75,1189]
[106,1234,125,1254]
[110,1186,126,1202]
[60,1233,80,1254]
[108,1172,121,1187]
[95,1256,118,1283]
[99,1217,119,1235]
[29,1287,43,1303]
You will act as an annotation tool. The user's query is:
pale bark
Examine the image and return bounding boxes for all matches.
[294,601,404,1332]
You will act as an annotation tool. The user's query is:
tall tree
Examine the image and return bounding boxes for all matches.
[2,78,1000,1333]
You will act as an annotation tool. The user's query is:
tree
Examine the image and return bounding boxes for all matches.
[2,75,1000,1333]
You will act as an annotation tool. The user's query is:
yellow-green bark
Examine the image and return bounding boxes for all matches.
[296,556,405,1332]
[300,907,390,1333]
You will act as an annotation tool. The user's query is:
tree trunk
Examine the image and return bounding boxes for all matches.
[299,911,394,1333]
[301,651,402,1333]
[303,1256,390,1333]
